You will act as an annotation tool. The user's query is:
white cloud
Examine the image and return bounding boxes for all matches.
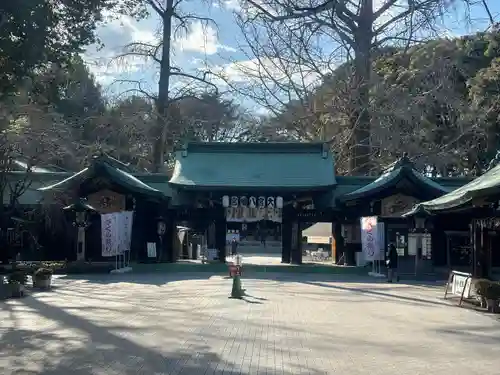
[85,54,148,84]
[222,0,241,11]
[175,21,236,55]
[82,12,159,84]
[216,58,326,88]
[83,8,238,89]
[104,12,157,44]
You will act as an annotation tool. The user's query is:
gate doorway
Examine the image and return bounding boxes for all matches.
[225,205,283,264]
[301,222,334,264]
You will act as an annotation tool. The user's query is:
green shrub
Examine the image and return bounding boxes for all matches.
[474,279,490,294]
[53,262,114,274]
[34,267,53,280]
[474,279,500,300]
[7,271,28,285]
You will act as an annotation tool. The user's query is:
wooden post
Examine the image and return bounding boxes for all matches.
[75,211,87,261]
[290,221,302,264]
[332,222,344,264]
[77,226,85,261]
[216,215,226,263]
[472,219,483,278]
[281,220,291,263]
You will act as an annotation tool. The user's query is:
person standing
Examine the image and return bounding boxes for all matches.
[231,237,238,256]
[387,243,400,282]
[260,230,266,248]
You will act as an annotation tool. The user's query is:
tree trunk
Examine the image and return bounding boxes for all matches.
[349,0,373,175]
[152,0,174,172]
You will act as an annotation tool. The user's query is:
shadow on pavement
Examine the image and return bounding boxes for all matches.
[434,325,500,345]
[299,280,450,307]
[1,296,325,375]
[56,272,215,286]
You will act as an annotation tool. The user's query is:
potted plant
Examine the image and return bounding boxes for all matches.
[33,267,53,289]
[7,271,27,297]
[475,279,500,313]
[474,279,489,308]
[0,276,10,300]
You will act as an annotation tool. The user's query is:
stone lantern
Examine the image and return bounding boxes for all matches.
[156,216,167,262]
[63,198,97,261]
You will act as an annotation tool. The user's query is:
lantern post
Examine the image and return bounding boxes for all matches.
[63,199,97,261]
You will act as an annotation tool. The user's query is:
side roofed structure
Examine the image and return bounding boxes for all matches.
[38,154,168,200]
[338,153,449,204]
[404,163,500,216]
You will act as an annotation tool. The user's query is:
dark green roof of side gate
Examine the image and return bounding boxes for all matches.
[339,155,449,202]
[169,142,336,190]
[38,155,169,200]
[404,163,500,216]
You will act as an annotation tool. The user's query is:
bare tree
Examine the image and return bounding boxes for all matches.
[232,0,458,174]
[114,0,220,172]
[0,88,72,261]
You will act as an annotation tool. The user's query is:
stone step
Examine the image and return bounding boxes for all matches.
[238,241,281,247]
[229,245,282,254]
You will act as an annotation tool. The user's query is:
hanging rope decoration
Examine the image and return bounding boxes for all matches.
[230,196,239,207]
[258,196,266,208]
[239,196,248,207]
[249,196,256,208]
[222,195,283,209]
[267,197,275,209]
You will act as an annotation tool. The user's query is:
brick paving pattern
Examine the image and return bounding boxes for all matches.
[1,274,499,374]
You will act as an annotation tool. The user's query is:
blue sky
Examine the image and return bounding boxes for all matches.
[83,0,500,110]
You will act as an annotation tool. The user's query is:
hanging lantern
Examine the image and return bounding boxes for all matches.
[230,196,239,207]
[249,196,257,208]
[258,196,266,208]
[222,195,229,208]
[267,197,275,209]
[240,196,248,207]
[276,196,283,209]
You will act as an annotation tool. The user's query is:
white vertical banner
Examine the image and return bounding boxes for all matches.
[101,213,116,257]
[123,211,134,251]
[360,216,380,262]
[116,212,125,255]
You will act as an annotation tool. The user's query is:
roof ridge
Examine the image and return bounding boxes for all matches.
[181,141,328,155]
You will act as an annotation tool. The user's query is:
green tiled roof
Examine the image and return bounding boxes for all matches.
[169,142,336,189]
[38,156,168,200]
[339,155,449,202]
[405,163,500,215]
[334,176,375,196]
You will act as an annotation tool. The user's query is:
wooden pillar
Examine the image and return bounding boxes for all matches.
[215,211,226,263]
[472,219,486,278]
[164,215,175,263]
[290,221,302,264]
[332,222,344,264]
[282,220,291,263]
[475,220,492,279]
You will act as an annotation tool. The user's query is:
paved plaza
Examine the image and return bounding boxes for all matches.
[1,274,500,375]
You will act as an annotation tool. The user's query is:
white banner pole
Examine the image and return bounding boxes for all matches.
[362,216,385,278]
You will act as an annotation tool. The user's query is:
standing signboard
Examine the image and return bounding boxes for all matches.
[451,272,473,298]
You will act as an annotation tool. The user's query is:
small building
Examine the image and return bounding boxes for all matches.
[302,222,332,245]
[2,143,474,271]
[405,159,500,277]
[334,154,469,272]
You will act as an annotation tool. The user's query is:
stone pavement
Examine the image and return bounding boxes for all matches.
[1,274,500,375]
